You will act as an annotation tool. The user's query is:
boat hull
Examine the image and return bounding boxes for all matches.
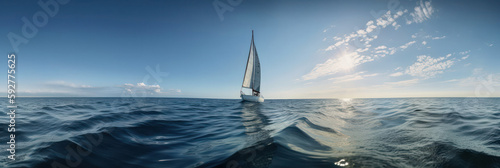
[241,94,264,102]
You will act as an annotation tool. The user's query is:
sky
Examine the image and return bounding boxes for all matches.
[1,0,500,98]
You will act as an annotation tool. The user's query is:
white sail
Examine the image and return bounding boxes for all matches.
[242,37,254,89]
[242,31,260,93]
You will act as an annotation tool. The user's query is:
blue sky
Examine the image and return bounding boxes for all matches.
[1,0,499,98]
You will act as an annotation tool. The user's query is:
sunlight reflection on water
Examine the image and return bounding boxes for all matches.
[334,159,349,166]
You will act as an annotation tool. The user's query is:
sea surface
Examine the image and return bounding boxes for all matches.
[1,98,500,168]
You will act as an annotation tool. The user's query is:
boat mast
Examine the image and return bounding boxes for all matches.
[251,30,258,96]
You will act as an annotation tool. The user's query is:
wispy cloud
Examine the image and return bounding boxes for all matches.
[168,89,182,93]
[302,52,368,80]
[121,83,162,95]
[46,81,94,89]
[374,45,387,50]
[384,78,419,86]
[389,72,404,77]
[431,36,446,40]
[400,40,416,49]
[411,33,446,41]
[459,50,470,55]
[20,81,108,97]
[363,39,417,61]
[329,71,378,83]
[119,83,183,96]
[306,1,434,81]
[458,50,471,60]
[405,55,455,79]
[390,51,469,79]
[406,0,434,24]
[324,7,413,51]
[21,81,182,97]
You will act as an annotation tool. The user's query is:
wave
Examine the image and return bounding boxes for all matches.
[2,98,500,168]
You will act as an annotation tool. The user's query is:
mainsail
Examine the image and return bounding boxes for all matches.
[242,31,261,93]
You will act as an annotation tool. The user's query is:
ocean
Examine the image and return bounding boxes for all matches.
[1,98,499,168]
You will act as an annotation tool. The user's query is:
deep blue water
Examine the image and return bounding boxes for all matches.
[1,98,499,168]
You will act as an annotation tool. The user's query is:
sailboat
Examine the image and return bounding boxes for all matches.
[240,30,264,102]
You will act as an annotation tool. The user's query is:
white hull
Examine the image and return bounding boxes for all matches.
[241,94,264,102]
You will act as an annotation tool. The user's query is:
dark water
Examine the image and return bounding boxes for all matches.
[1,98,500,168]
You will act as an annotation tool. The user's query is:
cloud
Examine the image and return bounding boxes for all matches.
[168,89,182,93]
[374,45,387,50]
[382,40,418,56]
[489,43,494,47]
[324,8,410,51]
[458,50,471,60]
[357,29,367,35]
[328,71,378,83]
[364,73,379,77]
[431,36,446,40]
[406,0,434,24]
[118,83,183,97]
[46,81,94,89]
[389,72,404,77]
[385,52,469,85]
[312,1,434,81]
[356,47,369,53]
[405,55,455,79]
[375,50,389,54]
[21,80,182,97]
[329,73,364,83]
[459,50,470,55]
[388,47,397,55]
[422,41,427,45]
[400,40,416,49]
[392,22,401,30]
[121,83,162,95]
[309,34,421,81]
[19,81,109,97]
[375,12,390,27]
[384,79,419,85]
[120,83,183,96]
[366,20,374,26]
[303,52,369,80]
[366,23,377,33]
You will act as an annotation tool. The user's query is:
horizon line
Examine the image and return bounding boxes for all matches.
[7,96,500,100]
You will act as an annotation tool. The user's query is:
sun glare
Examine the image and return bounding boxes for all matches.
[341,98,352,102]
[337,52,356,71]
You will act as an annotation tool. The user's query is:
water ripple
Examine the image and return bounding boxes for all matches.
[0,98,499,168]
